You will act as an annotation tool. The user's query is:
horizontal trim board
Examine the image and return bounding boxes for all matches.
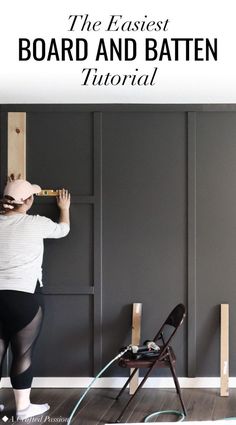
[1,104,236,113]
[1,377,236,388]
[34,196,95,204]
[43,287,95,295]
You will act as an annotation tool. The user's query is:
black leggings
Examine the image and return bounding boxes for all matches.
[0,283,44,389]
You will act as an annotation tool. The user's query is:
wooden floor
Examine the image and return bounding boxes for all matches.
[1,387,236,424]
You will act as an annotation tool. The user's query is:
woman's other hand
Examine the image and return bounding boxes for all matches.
[56,189,71,210]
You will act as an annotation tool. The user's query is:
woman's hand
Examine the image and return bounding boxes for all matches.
[56,189,71,210]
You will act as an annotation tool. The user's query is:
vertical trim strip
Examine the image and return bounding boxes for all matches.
[130,303,142,394]
[93,112,103,374]
[0,112,8,193]
[187,112,197,377]
[8,112,26,179]
[220,304,229,396]
[6,112,27,375]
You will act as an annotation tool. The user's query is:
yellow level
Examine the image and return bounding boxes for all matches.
[37,189,59,197]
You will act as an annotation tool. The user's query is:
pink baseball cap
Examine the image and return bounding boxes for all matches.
[3,179,41,204]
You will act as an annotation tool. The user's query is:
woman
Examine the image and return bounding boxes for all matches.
[0,177,70,421]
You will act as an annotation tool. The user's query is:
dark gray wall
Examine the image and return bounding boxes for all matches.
[0,105,235,378]
[102,112,187,376]
[196,112,236,376]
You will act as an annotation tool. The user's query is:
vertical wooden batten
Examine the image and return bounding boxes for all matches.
[220,304,229,396]
[129,302,142,394]
[8,112,26,179]
[5,112,26,378]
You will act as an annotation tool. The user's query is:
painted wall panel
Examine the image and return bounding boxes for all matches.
[31,202,94,293]
[27,112,93,195]
[101,112,187,376]
[33,295,93,376]
[196,112,236,376]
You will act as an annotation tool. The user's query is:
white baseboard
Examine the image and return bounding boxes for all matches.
[1,377,236,389]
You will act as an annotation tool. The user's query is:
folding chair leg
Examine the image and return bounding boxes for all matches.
[115,368,138,400]
[115,362,159,423]
[169,360,187,416]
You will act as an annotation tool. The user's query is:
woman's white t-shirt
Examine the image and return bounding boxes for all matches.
[0,213,70,293]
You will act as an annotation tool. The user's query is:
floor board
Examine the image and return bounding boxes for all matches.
[1,388,236,424]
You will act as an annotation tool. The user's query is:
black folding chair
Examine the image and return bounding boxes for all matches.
[115,303,187,423]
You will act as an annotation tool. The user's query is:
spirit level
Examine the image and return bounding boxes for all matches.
[37,189,59,197]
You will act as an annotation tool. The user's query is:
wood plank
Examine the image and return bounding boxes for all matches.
[129,303,142,395]
[8,112,26,179]
[72,389,115,425]
[104,387,144,424]
[128,388,168,423]
[220,304,229,396]
[213,388,235,420]
[184,388,216,421]
[1,388,236,424]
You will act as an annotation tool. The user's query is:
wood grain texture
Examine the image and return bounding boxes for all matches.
[129,303,142,395]
[8,112,26,179]
[1,388,235,424]
[220,304,229,397]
